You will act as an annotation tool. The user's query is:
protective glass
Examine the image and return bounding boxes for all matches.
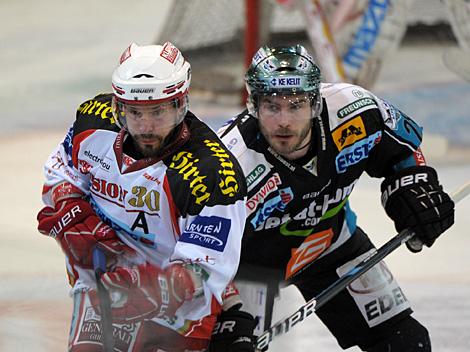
[257,93,321,121]
[115,97,187,130]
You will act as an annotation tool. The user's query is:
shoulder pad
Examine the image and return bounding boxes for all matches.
[168,122,246,210]
[74,93,120,136]
[217,110,252,138]
[321,83,379,130]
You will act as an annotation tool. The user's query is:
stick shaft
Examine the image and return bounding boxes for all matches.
[255,181,470,350]
[93,247,114,352]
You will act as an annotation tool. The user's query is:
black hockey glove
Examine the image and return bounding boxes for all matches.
[208,308,257,352]
[381,166,454,252]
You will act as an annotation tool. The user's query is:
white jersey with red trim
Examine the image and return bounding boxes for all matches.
[41,93,247,337]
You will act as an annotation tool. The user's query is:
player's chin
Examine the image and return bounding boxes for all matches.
[137,142,163,157]
[272,140,296,154]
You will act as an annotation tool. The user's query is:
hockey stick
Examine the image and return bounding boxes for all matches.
[255,181,470,350]
[93,247,114,352]
[300,0,347,83]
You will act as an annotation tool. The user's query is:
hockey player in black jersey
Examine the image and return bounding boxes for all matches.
[217,45,455,351]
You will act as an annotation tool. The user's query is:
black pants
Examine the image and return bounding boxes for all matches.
[237,227,423,350]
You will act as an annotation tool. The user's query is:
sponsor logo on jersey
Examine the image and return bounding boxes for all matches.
[285,228,334,279]
[78,100,115,123]
[332,116,367,151]
[380,100,422,149]
[63,126,74,162]
[64,169,80,182]
[83,150,111,171]
[79,306,137,349]
[246,164,267,188]
[302,156,317,175]
[337,98,377,119]
[246,173,282,215]
[267,146,296,171]
[51,151,65,170]
[269,77,301,88]
[160,42,179,64]
[412,147,426,166]
[302,180,332,200]
[143,172,161,185]
[78,159,92,174]
[254,179,357,232]
[250,187,293,229]
[180,215,231,252]
[204,140,239,197]
[170,255,216,266]
[90,175,161,212]
[123,154,134,167]
[352,89,365,98]
[380,99,399,130]
[225,137,239,151]
[169,151,210,205]
[335,131,381,173]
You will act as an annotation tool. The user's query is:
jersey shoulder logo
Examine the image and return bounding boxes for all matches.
[332,115,367,151]
[77,98,116,124]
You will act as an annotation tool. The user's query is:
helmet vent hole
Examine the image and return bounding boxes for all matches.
[275,67,295,72]
[133,74,154,78]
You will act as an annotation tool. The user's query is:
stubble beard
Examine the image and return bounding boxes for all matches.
[262,123,312,158]
[133,134,165,158]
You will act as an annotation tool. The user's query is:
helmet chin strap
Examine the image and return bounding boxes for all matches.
[294,118,313,152]
[294,140,311,152]
[294,137,312,152]
[294,123,313,152]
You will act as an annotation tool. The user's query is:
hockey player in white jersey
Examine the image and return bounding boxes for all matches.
[217,45,455,351]
[36,42,256,352]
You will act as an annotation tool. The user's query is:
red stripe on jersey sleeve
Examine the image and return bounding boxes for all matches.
[163,175,181,241]
[72,129,96,169]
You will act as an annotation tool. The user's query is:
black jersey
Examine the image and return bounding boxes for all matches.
[218,83,425,281]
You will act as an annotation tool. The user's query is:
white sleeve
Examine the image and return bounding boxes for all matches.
[41,126,91,206]
[171,199,246,318]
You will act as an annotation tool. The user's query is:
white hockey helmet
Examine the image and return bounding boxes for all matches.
[111,42,191,126]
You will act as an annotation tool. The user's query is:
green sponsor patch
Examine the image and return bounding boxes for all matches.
[337,98,376,118]
[246,164,266,187]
